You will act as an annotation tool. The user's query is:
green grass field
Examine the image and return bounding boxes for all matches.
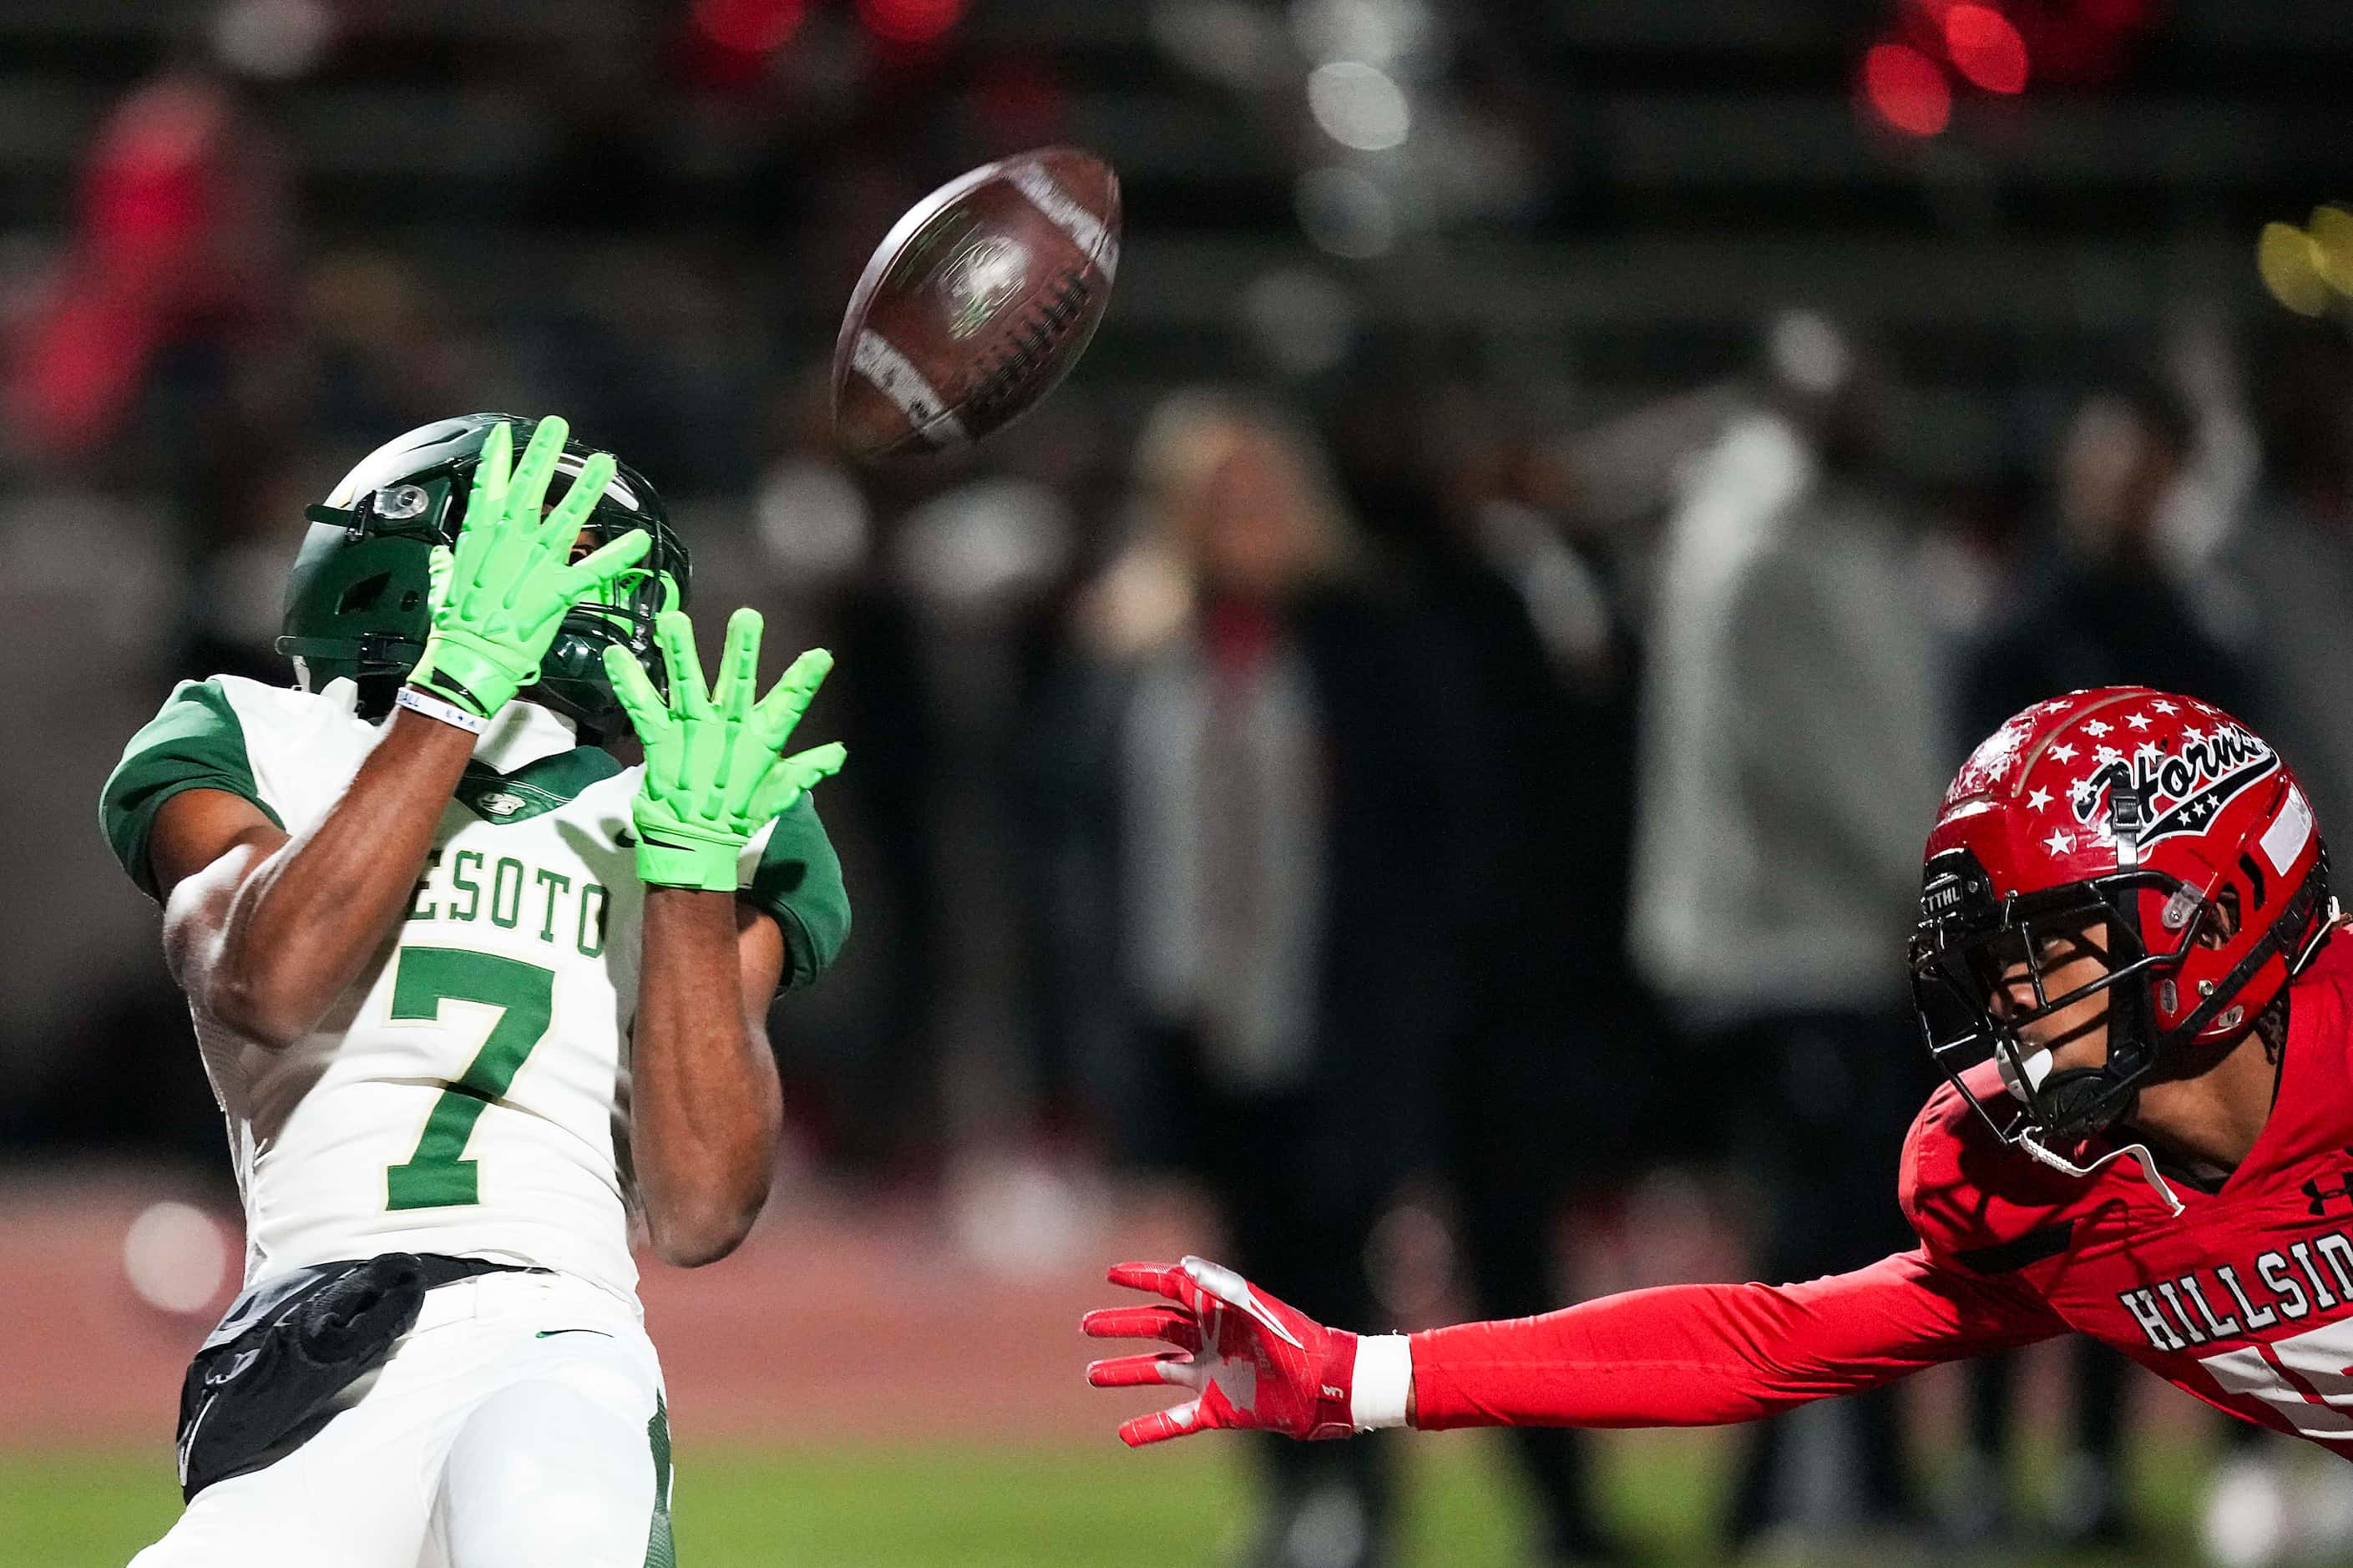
[2,1429,2213,1566]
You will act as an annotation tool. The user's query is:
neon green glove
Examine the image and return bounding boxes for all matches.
[603,608,848,892]
[408,417,652,721]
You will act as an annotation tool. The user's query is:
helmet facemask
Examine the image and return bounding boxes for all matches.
[1912,851,2189,1150]
[528,536,683,741]
[1913,839,2330,1157]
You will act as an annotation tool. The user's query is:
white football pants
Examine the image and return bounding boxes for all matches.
[129,1268,674,1568]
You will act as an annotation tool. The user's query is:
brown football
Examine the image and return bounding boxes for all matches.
[832,146,1121,463]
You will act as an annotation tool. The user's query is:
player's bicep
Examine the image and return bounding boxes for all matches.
[149,787,287,900]
[154,789,288,989]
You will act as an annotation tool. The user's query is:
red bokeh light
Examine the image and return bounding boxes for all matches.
[1944,4,2030,93]
[858,0,965,45]
[1861,42,1952,136]
[691,0,807,54]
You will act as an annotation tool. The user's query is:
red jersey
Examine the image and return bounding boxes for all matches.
[1409,929,2353,1451]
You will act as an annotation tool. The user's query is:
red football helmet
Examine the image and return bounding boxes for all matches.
[1911,687,2334,1156]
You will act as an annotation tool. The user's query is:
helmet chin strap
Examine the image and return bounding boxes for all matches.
[2002,1048,2186,1216]
[2016,1127,2185,1218]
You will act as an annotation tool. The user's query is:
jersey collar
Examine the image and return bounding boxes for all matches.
[473,700,579,773]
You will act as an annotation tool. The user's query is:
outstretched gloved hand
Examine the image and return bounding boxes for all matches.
[409,417,650,721]
[1083,1256,1368,1446]
[603,607,846,893]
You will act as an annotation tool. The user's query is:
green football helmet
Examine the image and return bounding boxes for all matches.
[277,413,691,736]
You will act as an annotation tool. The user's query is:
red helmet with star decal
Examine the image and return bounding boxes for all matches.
[1910,686,2334,1156]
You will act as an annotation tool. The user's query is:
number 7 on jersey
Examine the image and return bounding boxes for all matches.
[385,947,556,1211]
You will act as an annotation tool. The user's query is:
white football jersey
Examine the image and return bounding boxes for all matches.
[101,675,848,1306]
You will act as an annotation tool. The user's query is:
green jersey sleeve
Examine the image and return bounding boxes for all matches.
[741,797,851,991]
[100,679,286,899]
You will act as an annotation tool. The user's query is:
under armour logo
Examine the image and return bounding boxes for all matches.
[2305,1171,2353,1218]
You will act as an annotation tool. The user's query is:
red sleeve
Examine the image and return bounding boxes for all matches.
[1408,1247,2065,1430]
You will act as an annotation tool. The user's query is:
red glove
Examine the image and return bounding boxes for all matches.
[1082,1256,1364,1446]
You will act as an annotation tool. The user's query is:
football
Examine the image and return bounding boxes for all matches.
[832,145,1121,463]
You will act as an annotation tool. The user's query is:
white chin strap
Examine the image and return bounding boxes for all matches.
[2016,1129,2185,1217]
[2001,1043,2184,1216]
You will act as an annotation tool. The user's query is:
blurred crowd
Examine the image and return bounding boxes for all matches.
[5,7,2353,1568]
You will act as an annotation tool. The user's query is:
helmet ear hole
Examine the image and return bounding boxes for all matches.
[337,572,392,615]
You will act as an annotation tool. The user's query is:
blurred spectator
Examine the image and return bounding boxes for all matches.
[0,61,294,1146]
[1374,390,1645,1565]
[1949,372,2254,1551]
[739,372,1088,1185]
[1964,373,2255,732]
[1627,311,1945,1550]
[2219,320,2353,843]
[1043,390,1460,1568]
[741,373,939,1173]
[3,65,288,463]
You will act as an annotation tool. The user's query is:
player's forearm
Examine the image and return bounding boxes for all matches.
[1403,1286,1875,1430]
[630,887,782,1267]
[1404,1252,2039,1431]
[205,704,475,1046]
